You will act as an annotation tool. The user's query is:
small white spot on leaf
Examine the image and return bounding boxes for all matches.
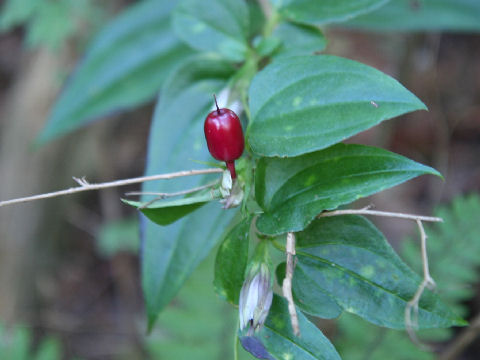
[192,22,206,33]
[293,96,302,107]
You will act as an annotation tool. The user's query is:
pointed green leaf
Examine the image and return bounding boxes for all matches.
[276,262,342,319]
[271,0,390,25]
[345,0,480,32]
[285,215,465,329]
[38,0,192,143]
[247,55,426,157]
[272,22,326,59]
[123,190,220,226]
[214,217,251,305]
[255,143,440,235]
[240,295,341,360]
[141,56,237,328]
[172,0,249,62]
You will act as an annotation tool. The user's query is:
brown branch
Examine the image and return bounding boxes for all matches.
[319,207,443,223]
[404,220,436,349]
[439,313,480,360]
[0,168,223,207]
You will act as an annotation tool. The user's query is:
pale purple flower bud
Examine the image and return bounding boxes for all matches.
[239,263,273,334]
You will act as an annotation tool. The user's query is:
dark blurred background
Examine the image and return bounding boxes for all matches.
[0,0,479,359]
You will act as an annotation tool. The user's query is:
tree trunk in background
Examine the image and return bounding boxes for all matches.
[0,49,64,323]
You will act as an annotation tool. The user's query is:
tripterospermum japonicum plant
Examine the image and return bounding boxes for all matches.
[29,0,480,358]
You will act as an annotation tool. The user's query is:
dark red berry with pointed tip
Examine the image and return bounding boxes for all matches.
[204,95,244,179]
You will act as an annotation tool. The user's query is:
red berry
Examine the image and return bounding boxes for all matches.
[204,95,244,179]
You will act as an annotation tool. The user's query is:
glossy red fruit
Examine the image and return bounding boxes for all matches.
[204,95,244,179]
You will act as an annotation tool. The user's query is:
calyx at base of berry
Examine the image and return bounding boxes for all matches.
[219,170,244,209]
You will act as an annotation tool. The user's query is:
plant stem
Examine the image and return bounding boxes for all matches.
[263,11,280,37]
[226,161,237,179]
[258,0,280,37]
[234,327,239,360]
[283,232,300,336]
[404,220,435,350]
[0,168,223,207]
[213,93,220,114]
[319,207,442,222]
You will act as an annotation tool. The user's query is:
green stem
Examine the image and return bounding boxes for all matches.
[234,320,239,360]
[227,54,257,121]
[263,10,280,37]
[252,237,270,264]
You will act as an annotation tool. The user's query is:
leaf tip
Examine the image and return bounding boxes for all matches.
[454,317,469,327]
[121,198,140,208]
[425,166,443,180]
[147,313,159,334]
[33,130,52,148]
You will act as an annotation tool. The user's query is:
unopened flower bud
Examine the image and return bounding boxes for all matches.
[220,170,232,197]
[239,262,273,334]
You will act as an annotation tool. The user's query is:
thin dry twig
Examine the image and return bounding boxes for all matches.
[319,207,443,223]
[404,220,436,350]
[282,232,300,336]
[0,168,223,208]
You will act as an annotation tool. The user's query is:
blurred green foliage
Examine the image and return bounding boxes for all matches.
[96,218,139,258]
[146,251,255,360]
[0,323,61,360]
[0,0,105,50]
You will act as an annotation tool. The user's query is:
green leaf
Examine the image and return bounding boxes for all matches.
[123,190,220,226]
[0,0,39,30]
[271,0,390,25]
[25,0,76,49]
[254,37,283,58]
[345,0,480,32]
[141,56,237,328]
[160,54,236,103]
[286,215,465,329]
[272,22,326,59]
[214,217,251,305]
[276,262,342,319]
[172,0,250,62]
[335,195,480,359]
[38,0,192,144]
[255,143,440,235]
[240,295,341,360]
[247,55,426,157]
